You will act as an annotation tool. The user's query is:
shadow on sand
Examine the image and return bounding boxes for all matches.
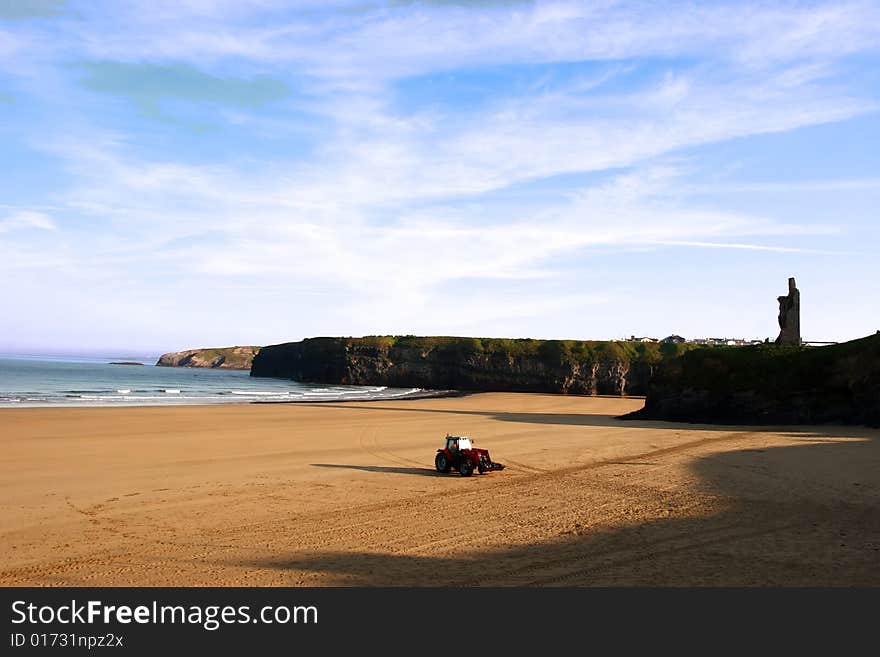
[238,413,880,585]
[311,463,439,477]
[300,402,874,434]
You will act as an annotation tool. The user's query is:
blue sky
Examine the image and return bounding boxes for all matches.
[0,0,878,354]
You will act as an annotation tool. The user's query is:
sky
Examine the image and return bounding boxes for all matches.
[0,0,878,355]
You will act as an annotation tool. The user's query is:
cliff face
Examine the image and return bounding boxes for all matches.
[628,334,880,426]
[251,336,692,395]
[156,346,260,370]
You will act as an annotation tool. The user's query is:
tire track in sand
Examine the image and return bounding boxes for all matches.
[0,430,762,585]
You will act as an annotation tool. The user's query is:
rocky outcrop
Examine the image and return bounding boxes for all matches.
[156,346,260,370]
[626,333,880,426]
[251,336,693,395]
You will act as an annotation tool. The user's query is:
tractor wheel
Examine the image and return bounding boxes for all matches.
[477,462,486,475]
[459,460,474,477]
[435,453,450,473]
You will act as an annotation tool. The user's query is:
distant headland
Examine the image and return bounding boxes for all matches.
[155,346,260,370]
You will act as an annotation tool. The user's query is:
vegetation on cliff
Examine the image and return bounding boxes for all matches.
[156,346,260,370]
[251,335,700,395]
[628,333,880,425]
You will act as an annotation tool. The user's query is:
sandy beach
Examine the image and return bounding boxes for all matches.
[1,393,878,586]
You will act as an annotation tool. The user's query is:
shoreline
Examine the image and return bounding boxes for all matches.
[0,389,461,410]
[0,389,647,410]
[252,388,468,404]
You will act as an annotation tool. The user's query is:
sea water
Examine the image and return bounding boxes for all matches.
[0,356,423,407]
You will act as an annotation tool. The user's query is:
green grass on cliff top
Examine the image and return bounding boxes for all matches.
[299,335,702,364]
[660,332,880,393]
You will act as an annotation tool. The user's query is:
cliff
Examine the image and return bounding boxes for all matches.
[156,346,260,370]
[250,336,697,395]
[627,333,880,426]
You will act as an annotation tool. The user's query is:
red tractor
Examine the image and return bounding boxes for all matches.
[435,435,505,477]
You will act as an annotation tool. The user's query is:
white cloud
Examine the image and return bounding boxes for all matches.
[0,28,29,70]
[0,210,56,233]
[685,178,880,194]
[648,241,851,255]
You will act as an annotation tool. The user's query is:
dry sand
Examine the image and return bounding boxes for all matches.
[1,393,878,586]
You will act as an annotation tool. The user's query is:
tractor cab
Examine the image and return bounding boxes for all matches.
[446,435,472,452]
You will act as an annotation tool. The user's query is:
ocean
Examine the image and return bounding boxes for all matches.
[0,356,424,407]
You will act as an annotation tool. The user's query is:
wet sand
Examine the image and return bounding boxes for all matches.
[1,393,878,585]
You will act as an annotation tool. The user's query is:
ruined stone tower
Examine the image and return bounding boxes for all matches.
[775,277,801,345]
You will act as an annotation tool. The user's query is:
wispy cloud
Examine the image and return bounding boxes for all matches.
[0,210,56,233]
[56,1,880,83]
[28,136,834,291]
[1,0,879,348]
[686,178,880,194]
[648,241,856,255]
